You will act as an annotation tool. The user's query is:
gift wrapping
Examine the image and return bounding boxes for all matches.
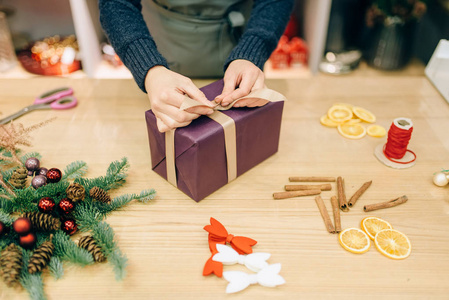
[145,80,285,202]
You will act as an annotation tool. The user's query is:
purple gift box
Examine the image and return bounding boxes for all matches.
[145,80,284,202]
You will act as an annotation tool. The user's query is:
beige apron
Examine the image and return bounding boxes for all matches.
[142,0,252,77]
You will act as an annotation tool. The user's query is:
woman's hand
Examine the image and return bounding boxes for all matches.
[214,59,265,107]
[145,66,214,132]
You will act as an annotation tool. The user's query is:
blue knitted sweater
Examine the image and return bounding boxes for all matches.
[99,0,294,92]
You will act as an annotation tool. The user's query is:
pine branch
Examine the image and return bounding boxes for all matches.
[49,256,64,280]
[73,201,104,231]
[98,189,156,215]
[91,222,116,256]
[0,172,15,197]
[20,152,41,164]
[52,231,94,266]
[62,161,88,180]
[0,209,14,225]
[20,249,47,300]
[109,249,128,281]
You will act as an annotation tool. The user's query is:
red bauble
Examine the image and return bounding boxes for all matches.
[58,198,75,214]
[0,221,5,236]
[38,197,56,213]
[19,232,36,249]
[46,168,62,183]
[13,217,32,236]
[61,219,77,235]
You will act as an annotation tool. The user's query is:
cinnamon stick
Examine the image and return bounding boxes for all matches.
[348,181,372,208]
[337,176,348,211]
[363,195,408,212]
[330,196,341,233]
[284,184,332,191]
[289,176,336,182]
[273,189,321,200]
[314,196,335,233]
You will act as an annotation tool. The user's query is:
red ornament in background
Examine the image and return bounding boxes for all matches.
[19,232,37,249]
[61,219,77,235]
[58,198,75,214]
[38,197,56,213]
[46,168,62,183]
[0,221,5,236]
[13,217,32,236]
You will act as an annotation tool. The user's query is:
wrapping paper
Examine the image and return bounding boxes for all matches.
[145,80,284,202]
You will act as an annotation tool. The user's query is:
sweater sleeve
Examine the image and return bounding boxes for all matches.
[99,0,168,93]
[224,0,295,71]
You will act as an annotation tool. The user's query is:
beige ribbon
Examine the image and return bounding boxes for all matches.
[165,88,286,187]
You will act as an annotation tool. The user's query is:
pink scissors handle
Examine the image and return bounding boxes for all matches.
[50,96,78,110]
[34,87,74,105]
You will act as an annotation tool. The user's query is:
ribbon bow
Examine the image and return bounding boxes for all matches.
[204,217,257,254]
[222,263,285,294]
[213,244,270,272]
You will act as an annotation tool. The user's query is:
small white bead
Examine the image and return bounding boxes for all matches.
[433,172,449,187]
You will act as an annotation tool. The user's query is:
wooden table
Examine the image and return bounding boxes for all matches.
[1,69,449,299]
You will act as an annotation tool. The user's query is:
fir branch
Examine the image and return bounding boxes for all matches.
[109,249,128,281]
[106,157,129,179]
[62,160,88,180]
[20,249,47,300]
[0,172,15,197]
[136,189,157,203]
[52,231,94,266]
[0,209,14,225]
[73,201,104,231]
[20,152,41,165]
[91,222,116,256]
[0,196,14,214]
[49,256,64,280]
[98,189,156,215]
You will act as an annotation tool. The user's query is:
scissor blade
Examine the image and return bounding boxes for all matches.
[0,105,48,125]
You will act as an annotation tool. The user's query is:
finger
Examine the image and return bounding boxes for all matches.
[252,74,265,91]
[221,74,257,106]
[233,98,269,108]
[215,75,238,104]
[182,82,214,108]
[156,112,193,132]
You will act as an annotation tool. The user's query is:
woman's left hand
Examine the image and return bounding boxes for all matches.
[215,59,265,107]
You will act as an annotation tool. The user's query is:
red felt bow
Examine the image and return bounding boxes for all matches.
[202,253,223,277]
[204,217,257,255]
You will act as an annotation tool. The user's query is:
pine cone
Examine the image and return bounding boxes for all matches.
[89,187,111,204]
[23,212,61,231]
[0,243,23,288]
[9,167,27,189]
[66,183,85,202]
[78,235,106,263]
[28,236,54,274]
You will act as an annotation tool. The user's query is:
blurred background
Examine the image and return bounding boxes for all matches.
[0,0,448,78]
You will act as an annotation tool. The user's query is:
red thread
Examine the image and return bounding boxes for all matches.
[383,121,416,164]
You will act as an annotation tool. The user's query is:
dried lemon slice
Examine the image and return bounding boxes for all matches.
[361,217,393,240]
[328,105,353,123]
[374,229,411,260]
[352,107,376,123]
[367,124,386,137]
[337,123,366,139]
[339,228,371,254]
[333,103,353,110]
[320,115,341,127]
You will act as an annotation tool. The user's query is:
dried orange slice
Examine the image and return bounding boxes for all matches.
[352,107,376,123]
[374,229,411,260]
[339,228,371,254]
[328,105,353,123]
[361,217,393,240]
[367,125,386,137]
[337,123,366,139]
[320,115,341,127]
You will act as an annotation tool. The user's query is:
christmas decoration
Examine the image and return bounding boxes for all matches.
[433,171,449,187]
[12,217,32,235]
[46,168,62,183]
[23,211,61,232]
[38,197,56,213]
[36,167,48,177]
[66,182,85,202]
[61,218,77,235]
[78,235,106,262]
[58,198,75,214]
[0,243,23,288]
[19,232,37,249]
[31,175,47,189]
[25,157,40,176]
[0,123,156,299]
[90,186,112,203]
[28,236,54,274]
[9,167,28,189]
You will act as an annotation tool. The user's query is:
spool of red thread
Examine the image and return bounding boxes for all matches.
[374,118,416,169]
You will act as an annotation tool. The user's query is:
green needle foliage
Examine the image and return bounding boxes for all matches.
[0,155,156,299]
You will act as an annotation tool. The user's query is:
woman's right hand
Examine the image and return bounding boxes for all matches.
[145,66,214,132]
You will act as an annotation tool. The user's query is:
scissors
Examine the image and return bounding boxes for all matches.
[0,87,77,125]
